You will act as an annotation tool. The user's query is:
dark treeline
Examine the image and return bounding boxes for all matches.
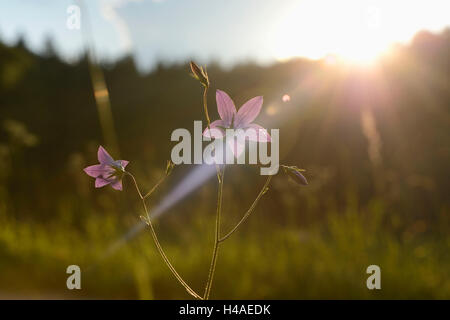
[0,29,449,232]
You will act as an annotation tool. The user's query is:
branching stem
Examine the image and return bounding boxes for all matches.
[219,175,272,242]
[203,165,225,299]
[126,172,203,300]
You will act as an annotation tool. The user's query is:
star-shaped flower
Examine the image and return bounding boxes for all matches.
[203,89,271,158]
[83,146,129,190]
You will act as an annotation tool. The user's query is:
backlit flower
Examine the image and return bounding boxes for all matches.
[203,89,271,157]
[83,146,129,190]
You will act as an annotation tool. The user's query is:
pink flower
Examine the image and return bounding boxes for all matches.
[203,90,271,157]
[83,146,129,191]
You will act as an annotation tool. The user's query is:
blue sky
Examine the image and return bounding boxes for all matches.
[0,0,448,70]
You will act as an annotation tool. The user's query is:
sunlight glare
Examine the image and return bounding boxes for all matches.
[273,0,449,64]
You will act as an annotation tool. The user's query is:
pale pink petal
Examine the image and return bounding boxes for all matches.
[100,167,115,179]
[119,160,129,168]
[84,164,107,178]
[110,180,123,191]
[227,137,246,159]
[244,124,271,142]
[97,146,114,165]
[234,96,263,128]
[95,177,111,188]
[203,120,226,139]
[216,90,236,127]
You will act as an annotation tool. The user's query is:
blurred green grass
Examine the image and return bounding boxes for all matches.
[0,198,448,299]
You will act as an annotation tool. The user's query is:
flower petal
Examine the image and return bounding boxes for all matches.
[234,96,263,128]
[227,136,246,159]
[95,177,111,188]
[216,90,236,127]
[97,146,114,165]
[84,164,107,178]
[110,180,123,191]
[120,160,129,168]
[244,124,271,142]
[203,120,226,139]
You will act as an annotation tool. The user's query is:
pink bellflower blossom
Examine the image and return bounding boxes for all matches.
[203,89,271,158]
[83,146,129,191]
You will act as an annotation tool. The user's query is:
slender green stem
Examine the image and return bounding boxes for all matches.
[219,175,272,242]
[203,86,211,127]
[126,172,203,300]
[201,82,224,299]
[143,174,166,199]
[203,165,225,299]
[202,85,222,183]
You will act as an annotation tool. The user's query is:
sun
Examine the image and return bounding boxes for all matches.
[272,0,439,65]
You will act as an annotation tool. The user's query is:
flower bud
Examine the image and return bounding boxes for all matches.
[281,165,308,186]
[190,61,209,87]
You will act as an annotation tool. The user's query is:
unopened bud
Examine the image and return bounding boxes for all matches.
[281,165,308,186]
[190,61,209,87]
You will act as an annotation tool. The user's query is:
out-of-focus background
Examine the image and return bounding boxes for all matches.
[0,0,449,299]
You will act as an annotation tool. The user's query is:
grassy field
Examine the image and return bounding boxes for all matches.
[1,197,448,299]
